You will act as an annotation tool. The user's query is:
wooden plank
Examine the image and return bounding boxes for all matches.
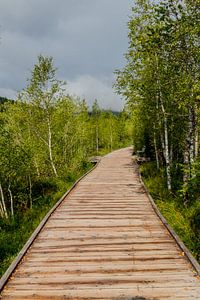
[2,287,200,299]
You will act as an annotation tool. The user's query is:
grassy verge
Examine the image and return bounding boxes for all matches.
[140,162,200,263]
[0,162,93,277]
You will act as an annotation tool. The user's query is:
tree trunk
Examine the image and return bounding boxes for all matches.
[164,116,172,191]
[160,100,172,191]
[188,107,195,167]
[183,148,190,206]
[0,183,8,219]
[8,183,14,217]
[34,159,40,177]
[0,197,4,218]
[153,125,159,170]
[194,104,198,158]
[47,116,58,177]
[28,174,32,209]
[96,123,99,154]
[183,106,196,205]
[170,143,173,167]
[195,129,198,158]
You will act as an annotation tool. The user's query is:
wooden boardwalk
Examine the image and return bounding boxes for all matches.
[0,147,200,299]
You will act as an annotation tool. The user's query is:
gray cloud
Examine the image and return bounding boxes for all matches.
[0,0,133,110]
[67,74,124,111]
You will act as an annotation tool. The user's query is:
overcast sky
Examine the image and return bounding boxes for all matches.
[0,0,133,110]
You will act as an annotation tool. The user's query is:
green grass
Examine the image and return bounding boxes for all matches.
[140,162,200,263]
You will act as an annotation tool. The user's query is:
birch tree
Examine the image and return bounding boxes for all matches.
[20,55,65,177]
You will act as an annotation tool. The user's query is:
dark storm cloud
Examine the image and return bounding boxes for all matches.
[0,0,133,110]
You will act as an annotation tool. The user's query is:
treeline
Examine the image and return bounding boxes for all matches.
[115,0,200,259]
[0,55,132,220]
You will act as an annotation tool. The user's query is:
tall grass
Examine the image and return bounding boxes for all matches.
[140,162,200,262]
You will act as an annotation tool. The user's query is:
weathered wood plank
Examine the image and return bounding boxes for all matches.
[2,287,200,300]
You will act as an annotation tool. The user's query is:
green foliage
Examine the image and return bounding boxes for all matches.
[140,162,168,199]
[189,201,200,261]
[115,0,200,196]
[0,195,53,277]
[141,162,199,262]
[156,200,196,255]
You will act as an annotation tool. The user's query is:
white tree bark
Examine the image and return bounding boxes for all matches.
[96,123,99,154]
[153,126,159,170]
[195,128,198,158]
[47,115,58,177]
[0,197,4,218]
[160,94,172,191]
[8,184,14,217]
[0,183,8,219]
[34,160,40,177]
[163,113,172,191]
[188,107,195,167]
[183,107,196,205]
[183,148,190,206]
[28,174,33,209]
[194,104,198,158]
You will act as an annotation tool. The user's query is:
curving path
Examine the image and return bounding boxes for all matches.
[0,147,200,299]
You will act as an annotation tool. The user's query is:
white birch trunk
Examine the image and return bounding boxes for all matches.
[194,104,198,158]
[0,197,4,218]
[183,149,189,185]
[183,148,190,206]
[47,116,58,177]
[195,129,198,158]
[160,100,172,191]
[28,174,32,209]
[153,128,159,170]
[96,124,99,154]
[170,143,173,167]
[183,107,195,204]
[188,107,195,167]
[0,183,8,219]
[164,116,172,191]
[160,131,165,160]
[8,184,14,217]
[34,159,40,177]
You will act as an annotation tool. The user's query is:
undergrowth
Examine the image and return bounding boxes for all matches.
[0,162,93,277]
[140,162,200,263]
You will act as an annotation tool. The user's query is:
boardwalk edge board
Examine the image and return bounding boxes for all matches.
[0,159,101,292]
[137,160,200,277]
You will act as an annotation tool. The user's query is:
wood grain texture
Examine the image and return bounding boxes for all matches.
[1,147,200,300]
